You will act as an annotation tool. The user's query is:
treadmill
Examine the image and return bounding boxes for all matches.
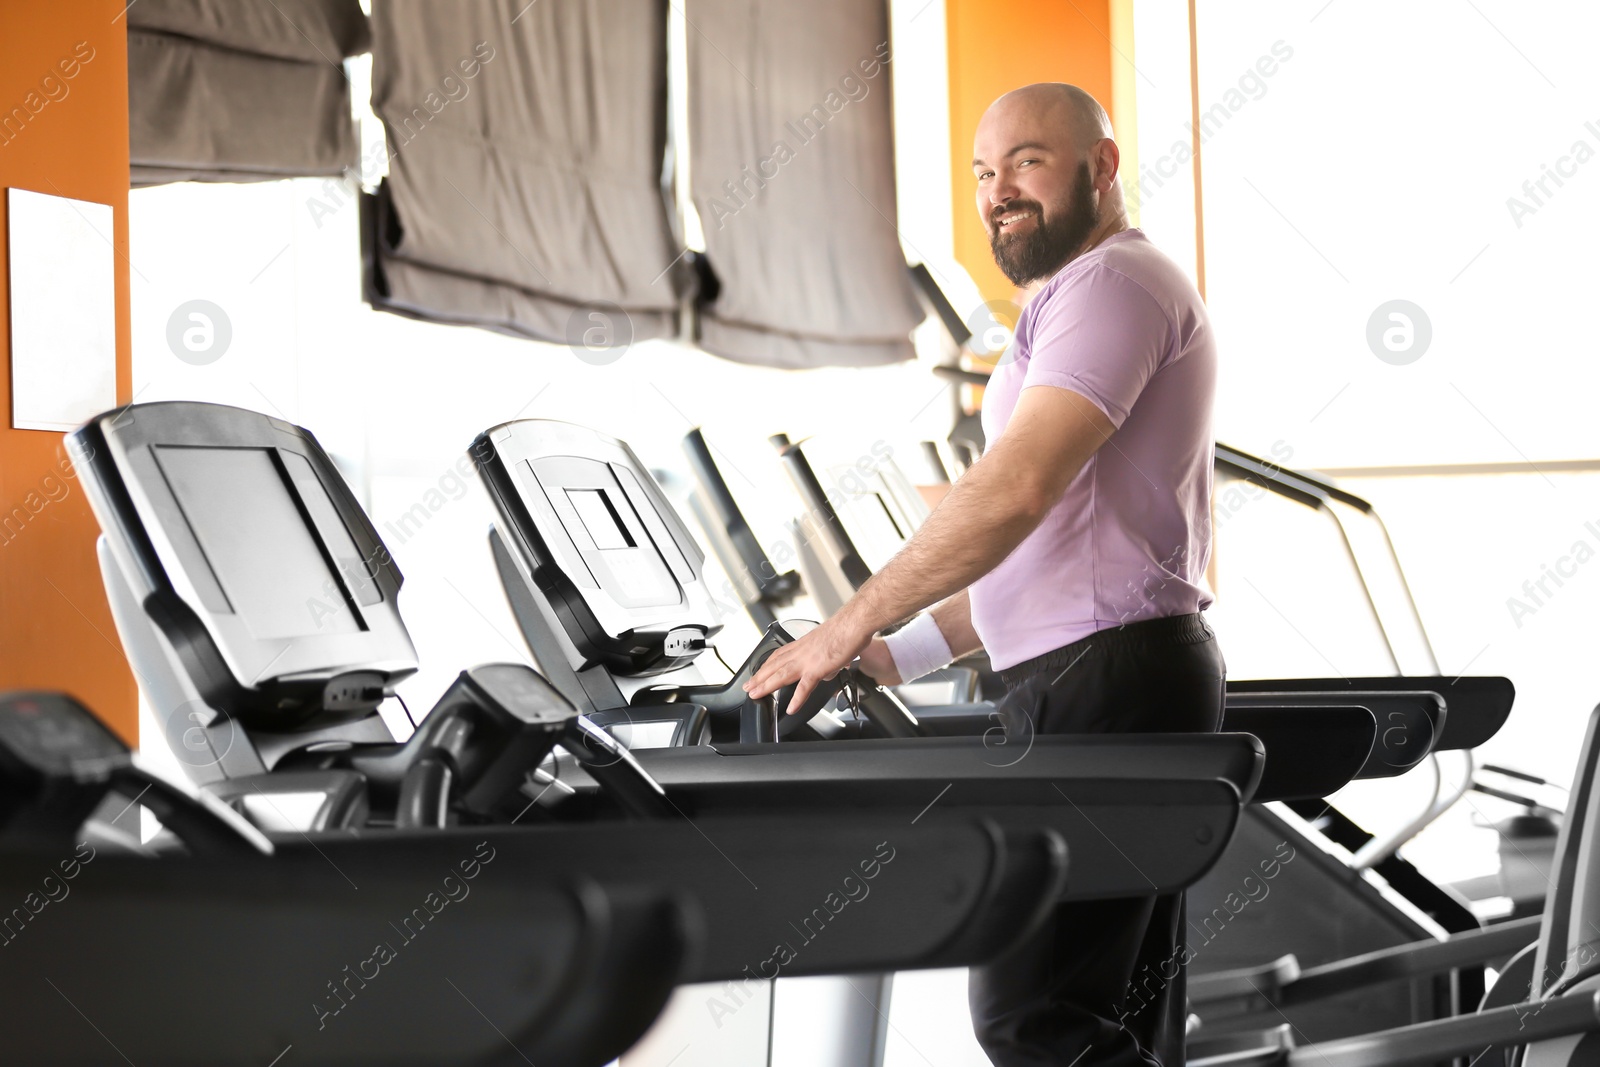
[467,415,1266,862]
[469,416,1432,1060]
[1182,702,1600,1066]
[0,688,695,1067]
[683,426,1519,1044]
[16,689,1571,1067]
[67,401,1251,1066]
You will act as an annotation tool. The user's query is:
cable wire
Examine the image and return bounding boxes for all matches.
[395,692,418,731]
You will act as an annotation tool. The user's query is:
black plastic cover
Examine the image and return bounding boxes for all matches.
[1229,676,1513,751]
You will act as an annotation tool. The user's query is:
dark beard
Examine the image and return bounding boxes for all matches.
[988,161,1099,286]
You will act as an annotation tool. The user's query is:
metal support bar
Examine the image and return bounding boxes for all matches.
[1286,989,1600,1067]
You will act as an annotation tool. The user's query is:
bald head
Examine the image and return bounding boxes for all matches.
[982,83,1112,152]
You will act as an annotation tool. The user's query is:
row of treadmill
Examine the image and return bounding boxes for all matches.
[0,398,1594,1066]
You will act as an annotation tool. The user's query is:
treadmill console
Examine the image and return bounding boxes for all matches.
[472,419,722,677]
[0,690,269,855]
[70,402,418,731]
[0,690,129,782]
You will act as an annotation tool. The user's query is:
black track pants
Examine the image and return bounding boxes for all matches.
[969,613,1226,1067]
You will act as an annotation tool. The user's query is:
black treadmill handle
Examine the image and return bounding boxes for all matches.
[114,766,273,856]
[387,704,673,822]
[560,717,675,819]
[653,623,919,741]
[349,705,486,824]
[670,624,793,742]
[269,720,486,823]
[350,664,667,823]
[395,754,453,829]
[849,677,923,739]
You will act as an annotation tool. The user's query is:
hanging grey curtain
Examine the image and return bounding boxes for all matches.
[688,0,923,368]
[363,0,681,347]
[128,0,368,186]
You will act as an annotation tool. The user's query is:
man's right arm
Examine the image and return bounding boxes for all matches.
[858,589,983,685]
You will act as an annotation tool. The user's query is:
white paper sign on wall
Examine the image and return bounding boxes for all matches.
[8,186,117,432]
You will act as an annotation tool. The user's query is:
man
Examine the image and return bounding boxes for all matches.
[745,82,1221,1066]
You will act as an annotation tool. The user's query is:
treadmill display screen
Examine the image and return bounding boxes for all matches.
[565,489,634,550]
[154,446,360,640]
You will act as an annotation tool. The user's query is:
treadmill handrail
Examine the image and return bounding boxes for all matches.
[301,816,1071,981]
[1217,705,1376,800]
[1190,915,1542,1009]
[772,436,874,590]
[1283,914,1540,1007]
[569,742,1255,899]
[0,846,693,1067]
[568,732,1264,803]
[931,365,993,388]
[682,427,796,604]
[1283,988,1600,1067]
[1224,691,1444,777]
[1228,676,1514,752]
[1215,441,1373,514]
[909,262,974,348]
[1215,442,1447,674]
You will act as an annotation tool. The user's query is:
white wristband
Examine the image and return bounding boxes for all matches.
[882,613,954,683]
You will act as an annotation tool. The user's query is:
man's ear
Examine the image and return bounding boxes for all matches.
[1094,139,1121,191]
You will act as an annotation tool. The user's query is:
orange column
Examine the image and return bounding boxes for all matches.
[0,4,135,741]
[946,0,1117,307]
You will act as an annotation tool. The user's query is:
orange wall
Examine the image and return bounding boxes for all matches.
[0,5,135,741]
[946,0,1116,307]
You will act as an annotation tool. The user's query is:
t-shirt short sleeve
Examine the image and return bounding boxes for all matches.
[1021,264,1173,428]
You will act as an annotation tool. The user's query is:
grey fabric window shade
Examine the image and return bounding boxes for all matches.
[362,0,682,347]
[128,0,369,186]
[688,0,924,368]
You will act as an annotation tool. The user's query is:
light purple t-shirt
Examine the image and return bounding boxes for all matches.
[969,228,1217,671]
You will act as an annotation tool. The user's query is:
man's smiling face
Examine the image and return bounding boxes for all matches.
[973,87,1105,286]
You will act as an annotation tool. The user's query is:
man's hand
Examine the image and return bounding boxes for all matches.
[856,637,903,686]
[744,614,874,714]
